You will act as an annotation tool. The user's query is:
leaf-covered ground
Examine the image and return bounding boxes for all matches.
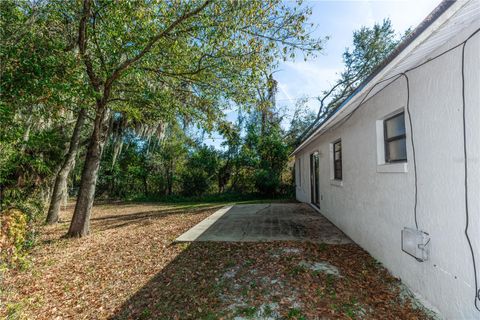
[1,202,434,319]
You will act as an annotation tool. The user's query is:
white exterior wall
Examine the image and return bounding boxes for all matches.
[295,28,480,319]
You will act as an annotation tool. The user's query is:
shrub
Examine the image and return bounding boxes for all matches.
[180,146,220,196]
[0,208,29,268]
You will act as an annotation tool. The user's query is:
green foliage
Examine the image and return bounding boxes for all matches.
[330,19,403,111]
[234,100,291,196]
[254,125,290,195]
[57,0,325,132]
[180,146,219,196]
[296,19,405,144]
[92,89,293,199]
[285,98,316,145]
[95,122,188,198]
[0,0,324,239]
[0,1,403,217]
[287,307,305,319]
[135,192,290,205]
[96,137,148,199]
[0,0,87,220]
[0,208,29,268]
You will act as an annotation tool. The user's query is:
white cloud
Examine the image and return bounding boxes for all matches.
[274,0,439,120]
[277,82,294,101]
[277,61,341,99]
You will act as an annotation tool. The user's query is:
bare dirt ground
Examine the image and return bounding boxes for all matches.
[1,202,434,320]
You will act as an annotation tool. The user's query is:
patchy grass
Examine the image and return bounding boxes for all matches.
[287,307,305,319]
[0,202,434,319]
[237,305,258,317]
[133,192,294,204]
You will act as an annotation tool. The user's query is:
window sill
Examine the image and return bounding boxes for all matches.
[377,162,408,173]
[330,179,343,187]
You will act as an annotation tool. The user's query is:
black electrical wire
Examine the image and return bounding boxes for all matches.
[321,28,480,134]
[461,36,480,312]
[304,27,480,311]
[314,74,403,133]
[324,72,418,232]
[401,73,418,230]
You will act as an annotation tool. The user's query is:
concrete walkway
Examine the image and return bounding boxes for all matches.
[176,203,351,244]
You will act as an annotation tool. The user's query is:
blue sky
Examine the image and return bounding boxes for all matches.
[204,0,440,148]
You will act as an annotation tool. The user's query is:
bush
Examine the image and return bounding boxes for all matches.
[0,208,29,268]
[180,146,220,196]
[254,169,281,196]
[180,169,211,196]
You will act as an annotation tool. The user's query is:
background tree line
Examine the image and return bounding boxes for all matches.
[0,0,405,265]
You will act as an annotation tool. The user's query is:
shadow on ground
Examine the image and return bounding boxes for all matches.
[40,203,222,245]
[110,241,433,320]
[90,206,223,232]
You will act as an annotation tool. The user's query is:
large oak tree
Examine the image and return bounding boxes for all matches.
[54,0,324,237]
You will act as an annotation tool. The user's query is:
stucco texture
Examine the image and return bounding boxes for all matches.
[294,17,480,319]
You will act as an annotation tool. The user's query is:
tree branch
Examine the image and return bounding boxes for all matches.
[78,0,101,91]
[103,0,212,93]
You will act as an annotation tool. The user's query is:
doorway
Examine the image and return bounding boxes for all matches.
[310,152,320,208]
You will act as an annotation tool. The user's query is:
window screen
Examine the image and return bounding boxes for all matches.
[333,140,342,180]
[384,112,407,163]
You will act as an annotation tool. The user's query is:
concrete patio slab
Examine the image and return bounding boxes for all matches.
[175,203,351,244]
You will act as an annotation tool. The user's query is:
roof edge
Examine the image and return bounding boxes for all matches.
[291,0,457,156]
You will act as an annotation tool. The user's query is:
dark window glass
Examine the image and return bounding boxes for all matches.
[384,112,407,163]
[333,140,342,180]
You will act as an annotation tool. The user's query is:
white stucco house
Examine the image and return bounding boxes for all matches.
[292,1,480,318]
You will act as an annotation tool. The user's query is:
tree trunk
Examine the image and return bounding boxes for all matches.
[143,176,148,196]
[19,114,33,154]
[167,159,174,195]
[46,109,87,224]
[42,181,54,213]
[67,106,110,237]
[261,110,266,136]
[111,138,123,168]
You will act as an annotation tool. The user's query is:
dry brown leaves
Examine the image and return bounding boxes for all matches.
[0,202,218,319]
[1,203,432,320]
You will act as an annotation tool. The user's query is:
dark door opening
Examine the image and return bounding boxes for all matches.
[310,152,320,208]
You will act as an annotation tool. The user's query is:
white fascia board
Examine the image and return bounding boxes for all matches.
[291,0,466,156]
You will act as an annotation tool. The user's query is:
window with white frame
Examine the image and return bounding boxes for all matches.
[383,112,407,163]
[333,140,342,180]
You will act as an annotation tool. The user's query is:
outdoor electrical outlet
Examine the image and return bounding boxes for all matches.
[401,227,430,262]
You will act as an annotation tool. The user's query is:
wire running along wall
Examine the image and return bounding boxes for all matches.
[305,27,480,311]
